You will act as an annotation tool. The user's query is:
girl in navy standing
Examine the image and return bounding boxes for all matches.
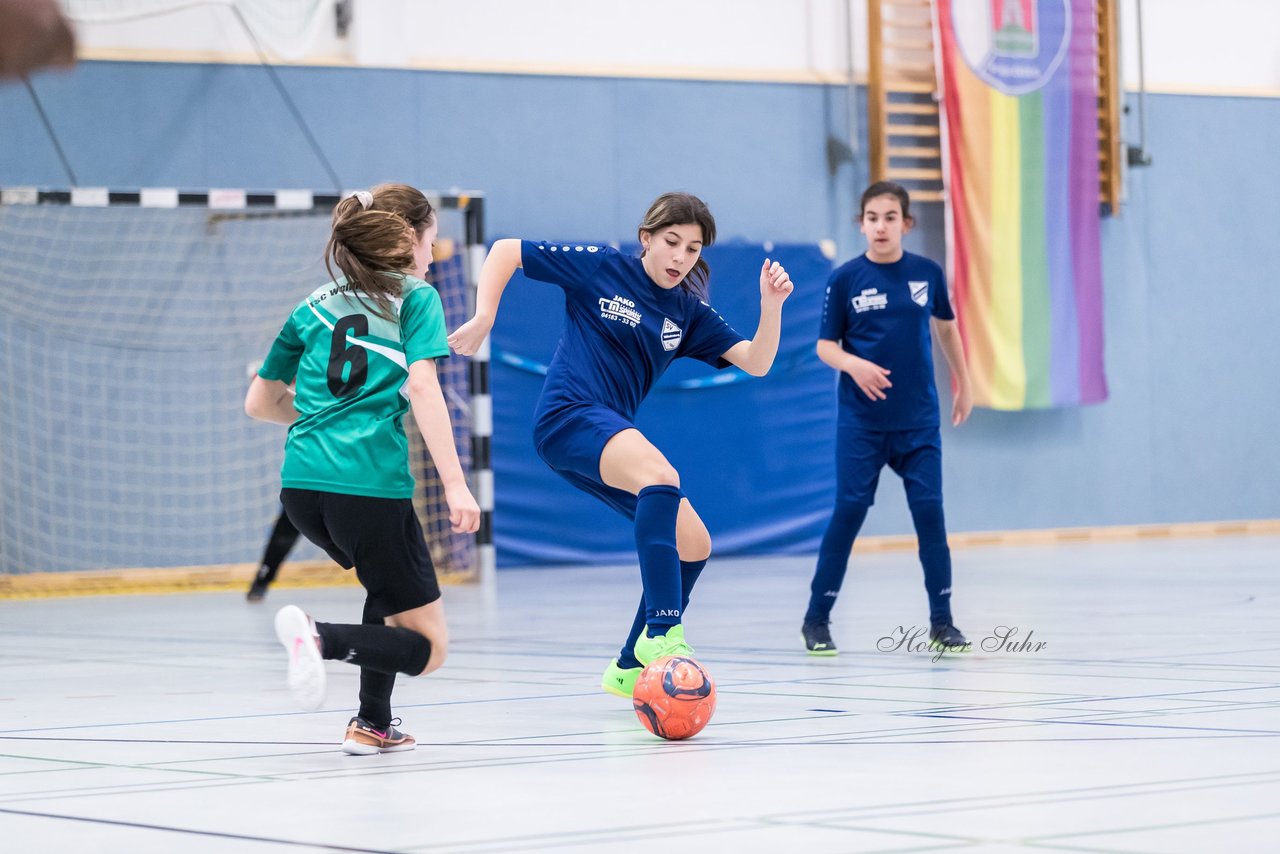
[801,181,973,655]
[449,192,793,697]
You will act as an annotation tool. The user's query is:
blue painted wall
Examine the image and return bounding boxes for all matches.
[2,62,1277,569]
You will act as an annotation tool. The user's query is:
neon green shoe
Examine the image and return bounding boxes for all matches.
[601,659,642,698]
[633,624,693,666]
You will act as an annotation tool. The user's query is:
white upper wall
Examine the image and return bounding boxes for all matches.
[68,0,1280,95]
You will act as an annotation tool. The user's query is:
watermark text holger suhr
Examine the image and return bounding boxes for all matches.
[877,625,1047,662]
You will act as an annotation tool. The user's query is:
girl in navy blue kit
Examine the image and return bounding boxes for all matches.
[449,192,793,697]
[801,181,973,655]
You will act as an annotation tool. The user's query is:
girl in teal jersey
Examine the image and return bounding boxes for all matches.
[246,184,479,755]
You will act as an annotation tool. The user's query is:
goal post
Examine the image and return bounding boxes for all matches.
[0,186,491,593]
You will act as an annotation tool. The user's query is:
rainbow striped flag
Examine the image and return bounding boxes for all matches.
[936,0,1107,409]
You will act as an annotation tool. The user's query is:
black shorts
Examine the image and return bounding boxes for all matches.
[280,488,441,617]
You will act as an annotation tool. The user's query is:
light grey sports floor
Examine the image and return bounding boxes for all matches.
[2,536,1278,853]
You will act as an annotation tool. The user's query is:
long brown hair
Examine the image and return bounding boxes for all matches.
[637,192,717,300]
[324,183,436,320]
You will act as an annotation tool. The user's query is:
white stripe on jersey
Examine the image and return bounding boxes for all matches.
[306,299,408,371]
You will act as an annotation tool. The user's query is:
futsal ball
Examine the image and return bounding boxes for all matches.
[632,655,716,740]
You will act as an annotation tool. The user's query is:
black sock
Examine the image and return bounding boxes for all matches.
[356,601,396,728]
[315,622,431,676]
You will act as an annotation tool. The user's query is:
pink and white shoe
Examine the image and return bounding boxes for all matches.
[274,605,326,710]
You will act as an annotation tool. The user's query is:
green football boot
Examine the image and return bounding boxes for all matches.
[601,659,643,698]
[632,623,693,666]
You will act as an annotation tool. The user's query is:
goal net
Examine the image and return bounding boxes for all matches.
[0,189,484,585]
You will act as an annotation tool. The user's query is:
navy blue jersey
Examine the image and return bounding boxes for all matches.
[820,251,955,430]
[521,240,745,423]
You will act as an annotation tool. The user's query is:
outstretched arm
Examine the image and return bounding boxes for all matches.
[447,238,522,356]
[407,360,480,533]
[244,377,298,425]
[721,259,794,377]
[931,318,972,426]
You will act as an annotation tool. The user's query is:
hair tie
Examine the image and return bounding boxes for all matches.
[351,190,373,209]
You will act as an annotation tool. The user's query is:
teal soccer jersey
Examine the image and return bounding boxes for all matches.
[258,276,450,498]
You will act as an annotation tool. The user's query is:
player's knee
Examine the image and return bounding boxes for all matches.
[679,522,712,562]
[390,619,447,677]
[639,463,680,489]
[417,633,448,676]
[391,628,432,677]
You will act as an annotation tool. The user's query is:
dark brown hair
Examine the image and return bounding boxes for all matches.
[324,183,436,319]
[637,192,717,300]
[859,180,913,223]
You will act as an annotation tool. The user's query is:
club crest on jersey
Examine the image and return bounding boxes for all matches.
[660,318,682,351]
[910,280,929,306]
[853,288,888,313]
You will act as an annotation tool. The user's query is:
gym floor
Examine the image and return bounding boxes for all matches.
[2,536,1277,852]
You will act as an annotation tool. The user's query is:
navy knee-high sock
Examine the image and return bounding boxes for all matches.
[357,600,396,729]
[634,484,683,634]
[910,500,953,623]
[805,501,870,624]
[618,558,706,668]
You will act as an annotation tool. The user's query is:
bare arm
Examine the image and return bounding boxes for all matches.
[407,359,480,533]
[931,318,972,425]
[721,259,794,377]
[244,376,298,425]
[446,238,522,356]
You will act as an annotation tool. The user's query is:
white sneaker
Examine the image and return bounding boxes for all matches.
[274,605,326,710]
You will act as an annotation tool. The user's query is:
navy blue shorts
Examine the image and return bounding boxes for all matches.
[836,424,943,506]
[534,403,641,520]
[280,488,441,617]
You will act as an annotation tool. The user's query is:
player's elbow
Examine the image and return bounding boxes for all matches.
[405,375,440,405]
[244,391,268,420]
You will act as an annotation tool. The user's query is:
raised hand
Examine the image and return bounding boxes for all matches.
[759,258,793,308]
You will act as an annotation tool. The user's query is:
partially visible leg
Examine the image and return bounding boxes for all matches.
[275,490,443,724]
[804,500,871,625]
[616,500,710,669]
[356,597,395,729]
[248,508,300,601]
[908,501,952,624]
[598,429,691,664]
[893,429,966,648]
[802,425,884,653]
[384,599,449,675]
[332,601,445,756]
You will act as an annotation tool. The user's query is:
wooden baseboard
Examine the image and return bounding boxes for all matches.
[0,560,471,600]
[851,518,1280,554]
[3,519,1276,599]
